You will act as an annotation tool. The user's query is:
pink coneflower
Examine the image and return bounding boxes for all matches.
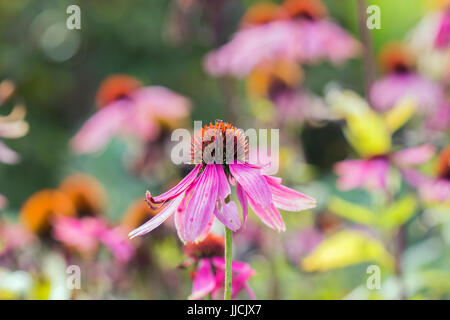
[182,234,256,300]
[71,74,190,154]
[53,216,135,263]
[246,59,328,123]
[335,144,435,192]
[402,146,450,204]
[204,0,359,77]
[370,43,443,114]
[129,120,316,242]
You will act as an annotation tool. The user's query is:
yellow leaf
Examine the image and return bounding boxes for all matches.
[328,197,378,226]
[379,195,417,228]
[383,97,416,133]
[302,231,394,272]
[327,89,391,157]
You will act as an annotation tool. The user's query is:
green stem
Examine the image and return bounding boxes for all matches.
[224,227,233,300]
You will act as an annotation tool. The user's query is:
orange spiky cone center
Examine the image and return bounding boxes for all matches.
[191,120,248,165]
[184,234,225,259]
[95,74,142,108]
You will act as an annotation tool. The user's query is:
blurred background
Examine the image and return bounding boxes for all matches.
[0,0,449,299]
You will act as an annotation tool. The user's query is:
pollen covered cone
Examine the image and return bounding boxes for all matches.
[183,234,225,260]
[58,174,107,216]
[246,60,303,98]
[19,189,76,234]
[121,198,160,233]
[95,74,142,108]
[282,0,328,20]
[378,42,417,74]
[190,120,249,165]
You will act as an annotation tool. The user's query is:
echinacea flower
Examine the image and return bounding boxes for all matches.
[129,120,316,242]
[327,89,435,192]
[71,74,191,154]
[53,216,135,263]
[204,0,359,77]
[246,59,327,123]
[182,234,256,300]
[402,146,450,204]
[370,42,444,114]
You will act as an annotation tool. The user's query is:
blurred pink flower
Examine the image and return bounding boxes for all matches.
[71,74,190,154]
[129,120,316,242]
[335,144,435,192]
[285,228,323,264]
[435,8,450,48]
[370,73,443,113]
[204,0,359,77]
[370,43,443,113]
[189,258,256,300]
[53,216,135,263]
[0,222,35,256]
[402,146,450,203]
[426,99,450,131]
[182,234,256,300]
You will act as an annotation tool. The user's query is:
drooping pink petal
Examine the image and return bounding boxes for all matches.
[216,165,231,200]
[204,20,300,77]
[236,183,248,228]
[129,192,185,239]
[71,100,131,154]
[131,86,191,120]
[211,257,256,299]
[247,196,285,231]
[197,214,216,242]
[335,158,389,191]
[334,159,367,191]
[100,227,135,263]
[184,165,219,242]
[53,217,105,253]
[214,201,241,232]
[264,175,316,212]
[293,20,359,64]
[391,144,435,167]
[426,100,450,131]
[188,258,216,300]
[229,163,271,209]
[370,73,442,113]
[148,164,202,205]
[435,9,450,48]
[419,178,450,203]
